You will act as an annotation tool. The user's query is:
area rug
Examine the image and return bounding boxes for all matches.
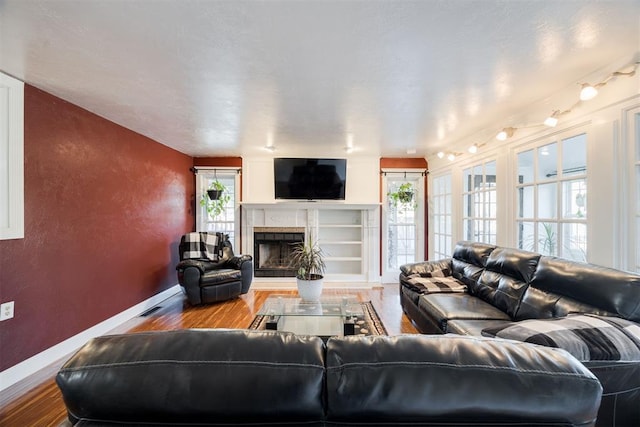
[248,301,388,336]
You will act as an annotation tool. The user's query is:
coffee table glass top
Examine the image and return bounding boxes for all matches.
[256,295,364,337]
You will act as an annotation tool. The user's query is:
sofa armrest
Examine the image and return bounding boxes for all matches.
[226,254,253,270]
[400,258,452,277]
[176,259,227,273]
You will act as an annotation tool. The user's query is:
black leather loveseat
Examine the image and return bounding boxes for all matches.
[56,329,602,427]
[400,241,640,427]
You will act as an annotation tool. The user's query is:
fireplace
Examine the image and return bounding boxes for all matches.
[254,228,305,277]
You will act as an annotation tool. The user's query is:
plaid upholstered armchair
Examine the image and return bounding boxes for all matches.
[176,232,253,305]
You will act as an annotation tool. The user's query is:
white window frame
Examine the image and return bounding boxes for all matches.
[381,169,425,283]
[0,72,24,240]
[195,167,241,249]
[462,160,497,245]
[514,133,588,262]
[625,106,640,272]
[431,173,453,259]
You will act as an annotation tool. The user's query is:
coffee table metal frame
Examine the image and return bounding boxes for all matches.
[256,295,364,337]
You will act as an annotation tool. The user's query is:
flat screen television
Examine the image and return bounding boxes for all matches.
[274,158,347,200]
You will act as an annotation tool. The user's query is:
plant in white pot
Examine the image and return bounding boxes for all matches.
[290,236,326,301]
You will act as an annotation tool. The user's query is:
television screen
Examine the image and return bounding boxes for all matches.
[274,158,347,200]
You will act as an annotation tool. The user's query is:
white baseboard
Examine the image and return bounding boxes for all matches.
[0,284,181,392]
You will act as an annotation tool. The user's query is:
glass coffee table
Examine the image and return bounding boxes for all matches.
[256,295,364,337]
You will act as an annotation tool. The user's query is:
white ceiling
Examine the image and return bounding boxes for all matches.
[1,0,638,158]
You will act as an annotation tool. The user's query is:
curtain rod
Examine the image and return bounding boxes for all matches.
[380,170,428,177]
[190,166,241,174]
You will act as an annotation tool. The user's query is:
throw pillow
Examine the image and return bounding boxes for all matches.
[481,314,640,362]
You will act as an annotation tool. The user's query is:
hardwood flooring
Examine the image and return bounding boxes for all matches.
[0,286,418,427]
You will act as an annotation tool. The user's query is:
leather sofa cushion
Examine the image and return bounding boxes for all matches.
[56,330,326,425]
[324,334,602,426]
[446,319,514,336]
[418,294,510,332]
[451,241,495,286]
[470,247,540,318]
[452,241,496,267]
[516,286,615,320]
[526,257,640,322]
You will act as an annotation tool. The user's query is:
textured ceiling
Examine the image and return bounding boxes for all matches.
[1,0,638,158]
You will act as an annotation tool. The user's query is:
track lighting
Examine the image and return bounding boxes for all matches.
[579,83,598,101]
[544,113,559,127]
[431,62,638,163]
[579,64,637,102]
[496,127,515,141]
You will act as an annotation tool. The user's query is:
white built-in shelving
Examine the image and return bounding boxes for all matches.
[318,209,363,277]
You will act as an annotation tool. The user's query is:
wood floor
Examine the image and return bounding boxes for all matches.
[0,286,418,427]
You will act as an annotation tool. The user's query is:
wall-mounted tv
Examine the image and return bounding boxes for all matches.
[274,158,347,200]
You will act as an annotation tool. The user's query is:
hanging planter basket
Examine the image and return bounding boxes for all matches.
[207,189,223,200]
[398,191,414,204]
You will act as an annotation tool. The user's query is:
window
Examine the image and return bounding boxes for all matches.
[196,169,240,246]
[0,72,24,240]
[516,134,587,261]
[632,111,640,272]
[386,177,420,269]
[462,161,497,244]
[432,174,452,259]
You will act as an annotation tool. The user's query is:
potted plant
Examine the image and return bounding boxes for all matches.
[387,182,416,210]
[200,180,231,218]
[290,236,326,301]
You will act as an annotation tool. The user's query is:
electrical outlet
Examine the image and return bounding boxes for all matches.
[0,301,15,321]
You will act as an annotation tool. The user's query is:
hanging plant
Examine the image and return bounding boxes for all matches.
[200,179,231,218]
[387,182,417,209]
[206,179,226,200]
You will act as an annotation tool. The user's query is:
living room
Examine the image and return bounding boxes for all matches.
[1,1,640,426]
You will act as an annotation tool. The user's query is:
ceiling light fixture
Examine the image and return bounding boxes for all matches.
[406,148,417,155]
[544,111,559,127]
[434,62,638,163]
[496,127,516,141]
[344,133,354,153]
[579,83,598,101]
[579,63,638,102]
[265,133,276,151]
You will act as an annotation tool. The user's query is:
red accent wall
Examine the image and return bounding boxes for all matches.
[0,85,194,371]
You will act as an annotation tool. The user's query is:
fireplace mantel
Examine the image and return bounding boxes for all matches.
[241,202,380,287]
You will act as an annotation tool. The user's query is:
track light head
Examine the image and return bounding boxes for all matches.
[579,83,598,101]
[496,127,516,141]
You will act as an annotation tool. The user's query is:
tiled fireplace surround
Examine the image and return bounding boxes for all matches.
[241,203,380,287]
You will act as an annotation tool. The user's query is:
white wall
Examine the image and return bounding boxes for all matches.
[242,156,380,204]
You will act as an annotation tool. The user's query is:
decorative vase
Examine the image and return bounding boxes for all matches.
[296,276,323,301]
[207,189,223,200]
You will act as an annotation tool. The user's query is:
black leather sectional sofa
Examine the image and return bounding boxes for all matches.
[56,329,602,426]
[400,241,640,427]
